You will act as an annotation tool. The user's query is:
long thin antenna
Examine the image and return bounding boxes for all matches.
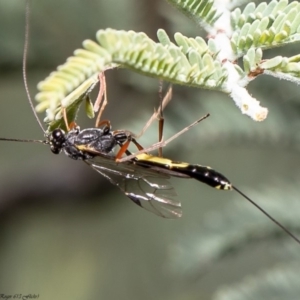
[0,138,45,144]
[233,186,300,245]
[23,0,45,134]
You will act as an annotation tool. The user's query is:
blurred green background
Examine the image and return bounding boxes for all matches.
[1,0,300,299]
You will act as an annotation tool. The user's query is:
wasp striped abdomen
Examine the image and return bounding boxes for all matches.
[133,154,232,190]
[171,164,232,190]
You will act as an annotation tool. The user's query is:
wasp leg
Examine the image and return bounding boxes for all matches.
[113,131,143,161]
[134,84,172,158]
[61,107,78,132]
[62,107,70,131]
[94,72,108,127]
[131,138,144,151]
[95,119,111,129]
[117,114,210,162]
[115,139,132,160]
[135,85,173,140]
[157,81,167,157]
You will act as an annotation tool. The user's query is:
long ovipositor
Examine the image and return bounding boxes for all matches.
[133,153,232,190]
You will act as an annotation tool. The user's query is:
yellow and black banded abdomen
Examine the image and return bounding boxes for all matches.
[134,154,232,190]
[172,164,232,190]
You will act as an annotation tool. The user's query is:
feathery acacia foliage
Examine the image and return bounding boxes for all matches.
[35,0,300,131]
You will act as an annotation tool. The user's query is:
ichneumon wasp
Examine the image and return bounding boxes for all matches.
[1,1,300,246]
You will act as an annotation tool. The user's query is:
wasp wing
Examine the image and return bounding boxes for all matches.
[84,155,182,218]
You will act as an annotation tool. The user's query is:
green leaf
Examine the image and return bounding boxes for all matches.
[231,0,300,56]
[85,95,95,119]
[36,28,233,129]
[165,0,221,27]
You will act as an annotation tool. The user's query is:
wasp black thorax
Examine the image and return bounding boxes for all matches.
[49,126,127,160]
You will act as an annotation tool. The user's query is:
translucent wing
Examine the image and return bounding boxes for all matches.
[84,154,182,218]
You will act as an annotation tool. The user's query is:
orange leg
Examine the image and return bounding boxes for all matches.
[62,107,78,131]
[133,84,172,158]
[69,121,77,130]
[115,139,131,160]
[115,136,144,161]
[157,80,164,157]
[135,85,172,140]
[115,84,172,162]
[62,107,70,131]
[157,96,164,157]
[131,138,144,151]
[96,119,111,129]
[117,114,210,163]
[94,72,108,127]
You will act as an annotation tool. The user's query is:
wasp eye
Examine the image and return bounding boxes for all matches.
[52,129,65,140]
[51,129,65,141]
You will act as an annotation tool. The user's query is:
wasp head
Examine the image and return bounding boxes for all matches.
[49,128,66,154]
